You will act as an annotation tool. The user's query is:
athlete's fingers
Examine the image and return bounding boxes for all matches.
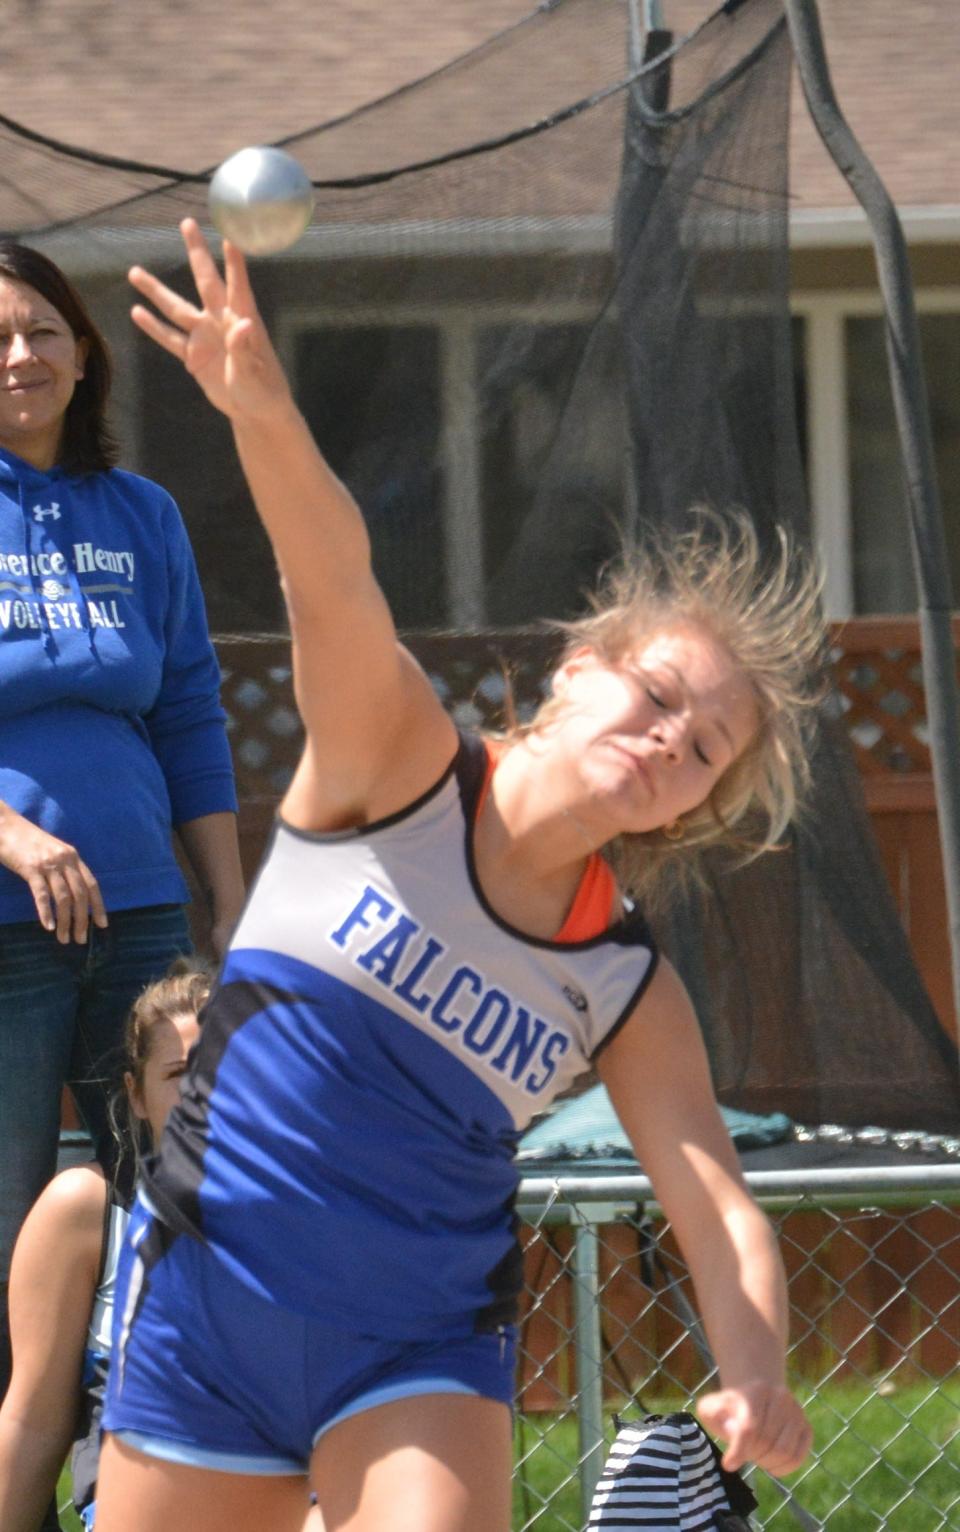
[129,303,189,361]
[128,263,201,333]
[716,1403,756,1472]
[222,238,256,318]
[756,1412,813,1477]
[700,1384,812,1476]
[698,1388,764,1471]
[224,317,258,360]
[181,217,227,314]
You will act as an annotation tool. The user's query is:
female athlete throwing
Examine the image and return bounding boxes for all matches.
[96,220,820,1532]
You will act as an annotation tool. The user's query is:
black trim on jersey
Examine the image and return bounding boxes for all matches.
[454,729,660,956]
[275,748,460,844]
[142,978,301,1243]
[475,1196,524,1332]
[143,973,527,1337]
[138,1209,181,1273]
[589,944,661,1060]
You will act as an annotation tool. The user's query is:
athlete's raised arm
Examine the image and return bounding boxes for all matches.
[129,219,455,831]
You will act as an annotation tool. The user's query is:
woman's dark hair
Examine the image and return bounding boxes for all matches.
[0,240,119,472]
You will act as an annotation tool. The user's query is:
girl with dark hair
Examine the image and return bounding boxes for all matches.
[0,242,118,475]
[0,242,244,1484]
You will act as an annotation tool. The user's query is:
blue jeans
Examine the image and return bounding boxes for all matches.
[0,904,192,1402]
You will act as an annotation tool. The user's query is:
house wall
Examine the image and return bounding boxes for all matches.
[81,235,960,633]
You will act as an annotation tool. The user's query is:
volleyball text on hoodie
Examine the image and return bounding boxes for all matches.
[0,445,237,921]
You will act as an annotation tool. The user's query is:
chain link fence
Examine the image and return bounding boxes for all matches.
[512,1169,960,1531]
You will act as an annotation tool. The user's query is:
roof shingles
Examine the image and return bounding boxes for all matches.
[2,0,957,214]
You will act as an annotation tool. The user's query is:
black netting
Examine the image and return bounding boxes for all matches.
[2,0,957,1128]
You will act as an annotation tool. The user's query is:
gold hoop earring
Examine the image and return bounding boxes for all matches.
[662,819,685,842]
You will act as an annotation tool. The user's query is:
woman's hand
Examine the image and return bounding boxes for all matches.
[0,804,107,943]
[697,1380,813,1476]
[129,218,292,423]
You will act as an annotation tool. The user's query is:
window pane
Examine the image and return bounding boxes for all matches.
[139,336,285,633]
[294,325,445,629]
[848,314,960,614]
[477,320,627,623]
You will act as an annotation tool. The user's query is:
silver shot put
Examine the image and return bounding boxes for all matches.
[208,146,314,256]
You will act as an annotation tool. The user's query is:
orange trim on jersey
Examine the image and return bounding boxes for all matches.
[554,851,617,943]
[477,739,616,943]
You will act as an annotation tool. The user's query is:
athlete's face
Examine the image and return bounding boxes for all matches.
[550,623,759,838]
[0,277,86,468]
[126,1011,201,1146]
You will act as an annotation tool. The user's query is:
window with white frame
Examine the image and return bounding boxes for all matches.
[283,305,626,630]
[797,291,960,618]
[292,321,446,630]
[281,287,960,631]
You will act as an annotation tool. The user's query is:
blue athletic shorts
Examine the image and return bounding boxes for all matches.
[102,1196,516,1474]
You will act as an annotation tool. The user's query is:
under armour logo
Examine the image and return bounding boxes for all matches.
[562,984,588,1014]
[32,502,61,522]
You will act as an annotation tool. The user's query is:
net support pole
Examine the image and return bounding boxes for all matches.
[783,0,960,1049]
[572,1214,606,1516]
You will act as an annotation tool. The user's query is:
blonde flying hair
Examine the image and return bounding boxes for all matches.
[515,509,828,912]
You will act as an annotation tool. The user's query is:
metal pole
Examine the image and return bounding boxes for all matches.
[517,1165,960,1207]
[783,0,960,1049]
[626,0,643,71]
[572,1216,606,1517]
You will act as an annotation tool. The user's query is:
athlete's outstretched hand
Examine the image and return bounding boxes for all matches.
[697,1380,812,1477]
[129,218,291,423]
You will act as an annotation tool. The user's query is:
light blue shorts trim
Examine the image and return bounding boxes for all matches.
[112,1428,303,1476]
[104,1201,516,1473]
[115,1377,483,1472]
[314,1376,479,1444]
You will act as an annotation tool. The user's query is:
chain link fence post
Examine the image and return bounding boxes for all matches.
[572,1208,611,1516]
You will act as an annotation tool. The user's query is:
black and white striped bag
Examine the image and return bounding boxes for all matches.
[587,1411,758,1531]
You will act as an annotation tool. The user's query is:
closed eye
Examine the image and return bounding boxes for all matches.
[695,742,713,768]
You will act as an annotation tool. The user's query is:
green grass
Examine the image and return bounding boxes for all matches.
[512,1380,960,1531]
[53,1381,960,1530]
[56,1466,82,1531]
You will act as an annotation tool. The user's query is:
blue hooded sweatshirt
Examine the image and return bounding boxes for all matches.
[0,445,238,923]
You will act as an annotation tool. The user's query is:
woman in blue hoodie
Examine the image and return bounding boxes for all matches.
[0,242,244,1458]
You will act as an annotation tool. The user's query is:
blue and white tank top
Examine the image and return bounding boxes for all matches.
[143,732,658,1336]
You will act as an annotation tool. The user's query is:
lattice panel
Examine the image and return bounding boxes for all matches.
[829,644,935,777]
[217,630,559,802]
[216,622,953,805]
